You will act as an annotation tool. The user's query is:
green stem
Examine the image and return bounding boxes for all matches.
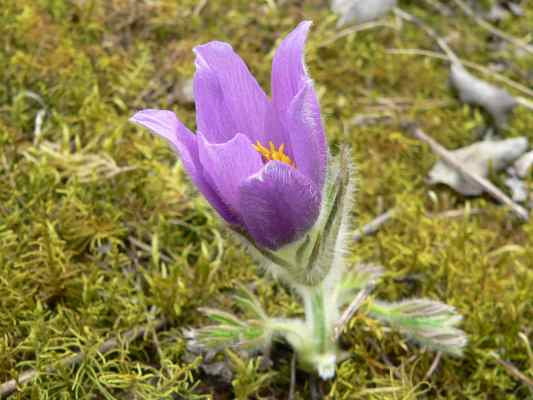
[310,287,329,353]
[300,284,338,379]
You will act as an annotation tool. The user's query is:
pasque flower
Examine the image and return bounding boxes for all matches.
[131,21,327,250]
[132,22,467,380]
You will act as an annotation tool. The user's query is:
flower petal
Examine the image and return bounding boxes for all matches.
[198,133,263,218]
[194,41,269,144]
[130,109,185,152]
[193,60,237,143]
[271,20,312,114]
[130,109,238,224]
[264,101,292,156]
[239,161,321,250]
[271,21,327,189]
[285,81,328,189]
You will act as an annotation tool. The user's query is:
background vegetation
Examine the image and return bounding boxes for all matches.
[1,0,532,398]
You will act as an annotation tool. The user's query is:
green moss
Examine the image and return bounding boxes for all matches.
[1,0,532,398]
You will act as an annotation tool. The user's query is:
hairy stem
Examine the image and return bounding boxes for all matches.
[298,283,338,379]
[310,287,328,353]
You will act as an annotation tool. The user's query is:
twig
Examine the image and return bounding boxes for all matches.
[0,319,167,398]
[128,236,173,264]
[33,109,47,142]
[346,113,395,128]
[393,7,460,64]
[424,351,442,380]
[16,91,47,144]
[386,48,533,98]
[192,0,208,16]
[490,351,533,389]
[517,97,533,112]
[518,332,533,370]
[422,0,453,16]
[319,20,398,48]
[430,207,481,219]
[264,0,277,10]
[367,338,402,379]
[403,123,529,221]
[288,352,296,400]
[363,99,451,111]
[335,286,373,340]
[452,0,533,55]
[352,206,480,243]
[353,209,396,242]
[356,97,452,114]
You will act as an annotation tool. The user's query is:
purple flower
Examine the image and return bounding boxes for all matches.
[131,21,327,250]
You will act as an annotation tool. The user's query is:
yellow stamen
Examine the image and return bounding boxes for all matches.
[253,140,295,167]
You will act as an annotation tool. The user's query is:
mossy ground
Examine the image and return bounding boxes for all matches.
[1,0,532,398]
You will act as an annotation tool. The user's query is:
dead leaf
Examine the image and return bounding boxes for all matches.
[504,175,528,202]
[512,150,533,178]
[428,137,528,195]
[332,0,397,28]
[449,63,517,130]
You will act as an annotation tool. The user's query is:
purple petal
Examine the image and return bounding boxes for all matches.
[194,41,269,144]
[239,161,321,250]
[193,59,237,143]
[264,101,292,157]
[285,81,327,189]
[271,20,312,114]
[271,21,327,189]
[197,133,263,218]
[130,109,185,152]
[130,109,239,224]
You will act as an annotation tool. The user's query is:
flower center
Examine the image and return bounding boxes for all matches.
[253,140,295,167]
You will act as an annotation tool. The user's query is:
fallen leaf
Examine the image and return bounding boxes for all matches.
[504,175,528,202]
[449,64,517,130]
[428,137,528,195]
[512,150,533,178]
[332,0,397,28]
